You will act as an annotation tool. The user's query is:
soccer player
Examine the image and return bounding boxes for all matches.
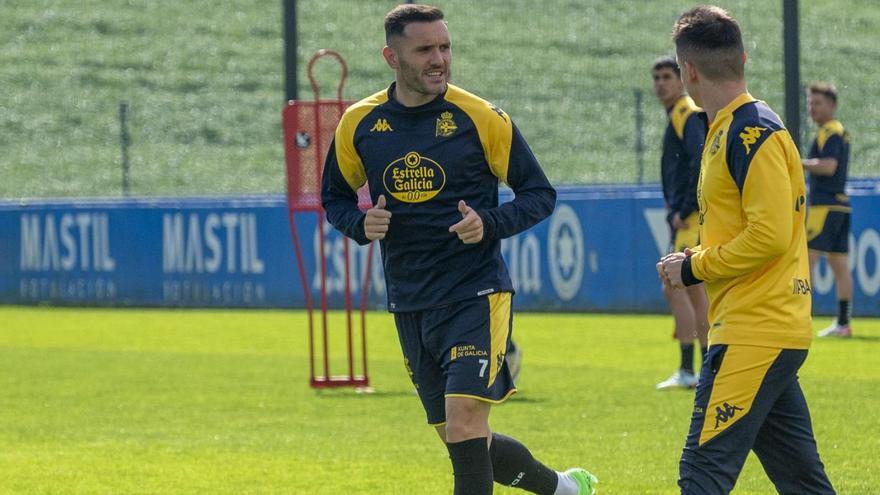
[802,83,853,338]
[651,56,709,390]
[658,6,836,494]
[320,5,596,495]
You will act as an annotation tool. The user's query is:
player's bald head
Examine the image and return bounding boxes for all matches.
[673,5,745,82]
[384,4,445,45]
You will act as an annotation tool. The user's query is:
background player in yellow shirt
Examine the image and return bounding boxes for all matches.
[658,6,835,494]
[802,82,854,338]
[651,56,709,390]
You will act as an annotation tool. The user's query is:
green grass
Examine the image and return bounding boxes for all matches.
[1,306,877,494]
[1,1,879,199]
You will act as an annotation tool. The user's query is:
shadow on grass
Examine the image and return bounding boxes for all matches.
[314,388,416,399]
[312,389,550,404]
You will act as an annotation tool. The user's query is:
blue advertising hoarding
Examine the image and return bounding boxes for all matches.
[1,182,878,315]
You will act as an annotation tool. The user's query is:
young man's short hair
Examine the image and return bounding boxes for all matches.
[809,82,838,105]
[384,4,444,43]
[653,56,680,77]
[672,5,744,81]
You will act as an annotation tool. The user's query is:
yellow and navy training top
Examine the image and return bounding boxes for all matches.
[808,119,850,207]
[321,82,556,312]
[661,95,705,221]
[681,93,812,349]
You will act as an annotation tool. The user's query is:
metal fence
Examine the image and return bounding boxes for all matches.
[2,1,877,198]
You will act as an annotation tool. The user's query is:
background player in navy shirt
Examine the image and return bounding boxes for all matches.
[651,56,709,390]
[803,82,854,338]
[321,5,596,495]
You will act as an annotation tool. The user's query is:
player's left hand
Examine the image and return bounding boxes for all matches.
[672,212,688,230]
[659,251,687,289]
[449,200,483,244]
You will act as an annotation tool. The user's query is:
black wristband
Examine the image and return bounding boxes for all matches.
[681,256,703,287]
[476,209,495,241]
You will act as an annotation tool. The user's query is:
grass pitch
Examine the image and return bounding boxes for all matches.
[0,306,877,494]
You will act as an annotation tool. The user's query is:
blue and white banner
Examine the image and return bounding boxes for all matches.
[1,182,878,315]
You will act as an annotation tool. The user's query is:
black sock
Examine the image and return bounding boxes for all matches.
[680,343,695,373]
[447,437,493,495]
[838,299,851,326]
[489,433,558,495]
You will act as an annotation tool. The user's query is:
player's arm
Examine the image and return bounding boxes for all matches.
[320,137,371,245]
[478,122,556,240]
[681,131,793,285]
[676,113,706,220]
[802,133,842,176]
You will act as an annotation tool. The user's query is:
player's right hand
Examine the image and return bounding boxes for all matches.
[364,194,391,241]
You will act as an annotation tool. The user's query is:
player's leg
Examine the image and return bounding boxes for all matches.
[751,363,835,494]
[808,249,821,284]
[827,211,853,335]
[807,207,851,337]
[395,311,470,492]
[444,397,494,495]
[686,283,709,357]
[506,339,523,384]
[440,293,596,495]
[827,251,853,337]
[658,284,698,389]
[678,345,794,494]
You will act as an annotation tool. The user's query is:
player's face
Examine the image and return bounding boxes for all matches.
[652,68,683,106]
[388,20,451,105]
[808,93,835,124]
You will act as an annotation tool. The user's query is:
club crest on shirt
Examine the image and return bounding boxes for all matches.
[383,151,446,203]
[435,111,457,137]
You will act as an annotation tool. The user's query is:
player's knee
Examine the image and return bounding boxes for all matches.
[445,418,488,443]
[445,399,490,442]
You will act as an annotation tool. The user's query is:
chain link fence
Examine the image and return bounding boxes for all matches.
[2,1,877,198]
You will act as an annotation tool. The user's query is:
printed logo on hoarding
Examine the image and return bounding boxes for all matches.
[548,204,584,301]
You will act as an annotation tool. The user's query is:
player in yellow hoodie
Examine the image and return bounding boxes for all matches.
[658,6,835,494]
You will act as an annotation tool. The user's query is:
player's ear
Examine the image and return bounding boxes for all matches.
[382,45,398,70]
[684,61,699,84]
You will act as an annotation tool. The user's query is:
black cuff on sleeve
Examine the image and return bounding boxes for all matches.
[681,257,702,287]
[477,210,496,241]
[678,206,694,221]
[352,212,371,246]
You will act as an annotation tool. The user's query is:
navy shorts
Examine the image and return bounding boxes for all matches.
[679,344,835,495]
[806,206,850,254]
[394,292,516,426]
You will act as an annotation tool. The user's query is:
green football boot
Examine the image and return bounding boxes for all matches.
[565,467,598,495]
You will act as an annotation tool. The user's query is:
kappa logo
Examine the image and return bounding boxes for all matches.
[740,126,767,154]
[435,111,457,137]
[490,104,507,122]
[714,402,744,429]
[370,118,393,132]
